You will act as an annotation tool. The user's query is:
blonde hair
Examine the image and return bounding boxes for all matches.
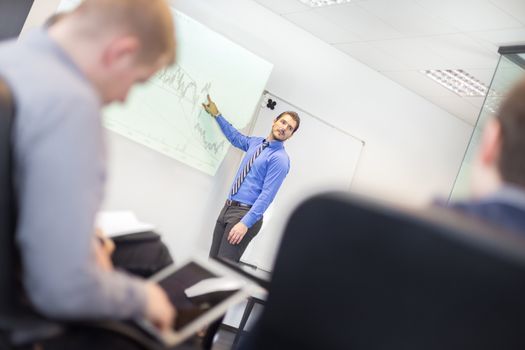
[72,0,175,65]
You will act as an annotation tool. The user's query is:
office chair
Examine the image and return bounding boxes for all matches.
[0,77,174,350]
[240,192,525,350]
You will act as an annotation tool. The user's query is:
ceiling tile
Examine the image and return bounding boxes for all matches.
[372,38,455,70]
[489,0,525,24]
[416,0,523,31]
[467,28,525,48]
[423,34,500,70]
[381,70,462,97]
[463,96,486,109]
[285,10,363,43]
[357,0,460,36]
[422,94,482,125]
[254,0,310,15]
[314,3,404,41]
[253,0,519,128]
[382,70,482,124]
[334,42,410,71]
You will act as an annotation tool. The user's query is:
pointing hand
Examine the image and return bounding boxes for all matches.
[202,94,220,117]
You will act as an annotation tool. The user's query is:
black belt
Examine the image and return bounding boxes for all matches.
[225,199,252,208]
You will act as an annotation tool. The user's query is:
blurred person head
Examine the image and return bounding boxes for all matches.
[48,0,176,104]
[471,78,525,197]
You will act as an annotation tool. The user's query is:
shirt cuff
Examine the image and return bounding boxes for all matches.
[241,213,257,229]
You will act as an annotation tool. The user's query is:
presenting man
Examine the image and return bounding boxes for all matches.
[0,0,176,333]
[203,95,300,262]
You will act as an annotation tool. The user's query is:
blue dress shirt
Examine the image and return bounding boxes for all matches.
[447,185,525,235]
[216,115,290,228]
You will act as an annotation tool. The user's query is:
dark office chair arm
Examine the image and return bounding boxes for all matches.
[73,321,167,350]
[1,310,186,350]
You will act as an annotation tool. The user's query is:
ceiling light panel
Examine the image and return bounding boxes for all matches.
[422,69,489,97]
[298,0,352,8]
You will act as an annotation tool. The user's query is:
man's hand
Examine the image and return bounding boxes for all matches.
[95,228,115,256]
[228,222,248,245]
[202,94,220,117]
[94,228,115,271]
[145,283,176,332]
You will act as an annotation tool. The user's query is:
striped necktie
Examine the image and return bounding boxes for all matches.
[231,140,270,196]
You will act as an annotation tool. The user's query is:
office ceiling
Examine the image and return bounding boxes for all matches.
[254,0,525,125]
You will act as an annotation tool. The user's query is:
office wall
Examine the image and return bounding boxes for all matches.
[169,0,473,206]
[170,0,472,247]
[21,0,472,262]
[177,0,474,254]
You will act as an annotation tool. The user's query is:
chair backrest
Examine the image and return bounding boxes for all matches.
[243,192,525,350]
[0,78,63,343]
[0,76,17,318]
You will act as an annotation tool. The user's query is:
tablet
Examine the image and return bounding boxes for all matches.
[135,255,266,347]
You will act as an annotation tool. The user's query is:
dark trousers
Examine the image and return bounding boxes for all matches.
[209,204,263,263]
[111,231,174,278]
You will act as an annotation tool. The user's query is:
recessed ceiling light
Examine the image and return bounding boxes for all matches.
[299,0,352,8]
[421,69,489,97]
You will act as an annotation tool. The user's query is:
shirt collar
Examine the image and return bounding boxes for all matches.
[481,184,525,211]
[265,138,284,150]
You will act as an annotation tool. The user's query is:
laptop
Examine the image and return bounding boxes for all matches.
[135,255,267,347]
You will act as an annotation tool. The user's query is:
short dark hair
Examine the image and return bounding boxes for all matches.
[496,78,525,187]
[276,111,300,133]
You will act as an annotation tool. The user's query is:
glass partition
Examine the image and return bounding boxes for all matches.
[449,46,525,200]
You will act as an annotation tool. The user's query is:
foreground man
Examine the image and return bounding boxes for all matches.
[0,0,176,334]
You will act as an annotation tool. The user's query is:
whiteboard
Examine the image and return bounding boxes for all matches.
[56,1,273,175]
[240,93,364,271]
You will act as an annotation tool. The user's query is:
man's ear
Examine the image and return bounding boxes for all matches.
[102,36,141,68]
[480,118,502,167]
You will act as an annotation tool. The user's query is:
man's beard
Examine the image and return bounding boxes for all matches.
[273,129,285,140]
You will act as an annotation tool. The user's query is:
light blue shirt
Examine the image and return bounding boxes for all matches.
[216,115,290,227]
[0,30,147,319]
